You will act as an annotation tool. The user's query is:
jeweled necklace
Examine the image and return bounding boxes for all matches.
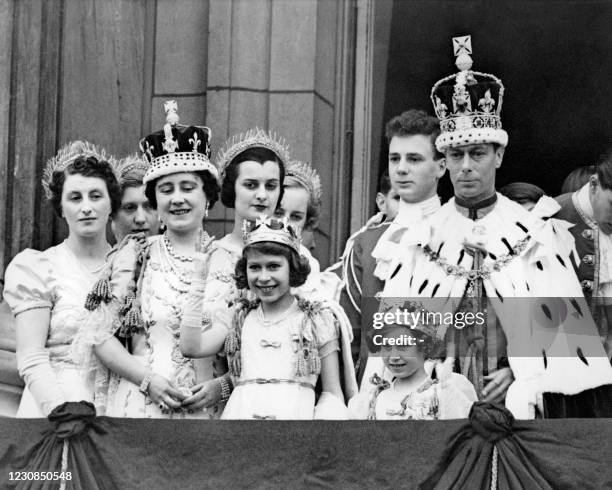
[421,234,531,281]
[163,232,194,262]
[159,240,192,293]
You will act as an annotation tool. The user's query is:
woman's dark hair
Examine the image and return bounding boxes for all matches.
[595,149,612,191]
[561,165,596,194]
[234,241,310,290]
[499,182,545,206]
[48,156,122,217]
[144,170,220,210]
[378,170,392,195]
[220,147,285,209]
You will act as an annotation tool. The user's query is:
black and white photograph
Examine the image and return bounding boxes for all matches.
[0,0,611,488]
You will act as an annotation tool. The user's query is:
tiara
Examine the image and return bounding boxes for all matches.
[42,140,117,200]
[216,128,291,183]
[114,153,150,186]
[286,160,322,205]
[242,215,301,254]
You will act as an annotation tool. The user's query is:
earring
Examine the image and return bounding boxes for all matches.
[160,218,166,232]
[204,202,209,218]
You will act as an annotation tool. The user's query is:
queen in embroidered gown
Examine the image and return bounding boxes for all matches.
[97,233,218,418]
[81,102,225,418]
[3,142,119,417]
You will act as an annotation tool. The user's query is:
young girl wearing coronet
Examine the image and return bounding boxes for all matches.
[349,303,476,420]
[180,217,357,419]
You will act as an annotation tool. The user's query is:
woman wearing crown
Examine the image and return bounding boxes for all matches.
[3,141,120,417]
[80,101,224,418]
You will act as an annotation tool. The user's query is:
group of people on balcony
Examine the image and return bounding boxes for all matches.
[3,36,612,421]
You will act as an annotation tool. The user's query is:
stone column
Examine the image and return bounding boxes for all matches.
[205,0,354,267]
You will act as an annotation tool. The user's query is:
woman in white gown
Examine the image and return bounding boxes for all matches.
[3,141,120,417]
[83,101,224,418]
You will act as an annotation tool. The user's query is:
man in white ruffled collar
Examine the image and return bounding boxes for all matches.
[556,154,612,356]
[346,109,445,386]
[373,36,612,419]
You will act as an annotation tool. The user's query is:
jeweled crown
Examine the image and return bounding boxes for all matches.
[140,100,218,184]
[242,216,301,254]
[42,140,118,200]
[430,35,508,152]
[286,160,322,205]
[216,128,291,183]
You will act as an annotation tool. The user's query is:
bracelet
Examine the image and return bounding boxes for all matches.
[218,375,232,402]
[139,371,154,395]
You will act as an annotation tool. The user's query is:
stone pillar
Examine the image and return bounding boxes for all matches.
[205,0,354,267]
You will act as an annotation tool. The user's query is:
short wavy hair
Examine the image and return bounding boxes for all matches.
[120,166,147,193]
[499,182,545,206]
[561,165,595,194]
[385,109,443,160]
[234,241,310,290]
[144,170,220,210]
[283,176,321,231]
[48,156,122,218]
[220,147,285,209]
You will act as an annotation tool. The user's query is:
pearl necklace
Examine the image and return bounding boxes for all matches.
[163,232,194,262]
[159,239,192,293]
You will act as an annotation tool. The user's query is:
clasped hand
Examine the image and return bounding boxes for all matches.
[148,375,221,411]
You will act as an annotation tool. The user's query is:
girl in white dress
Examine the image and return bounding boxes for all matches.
[181,217,353,419]
[349,315,476,420]
[82,101,223,418]
[3,141,120,417]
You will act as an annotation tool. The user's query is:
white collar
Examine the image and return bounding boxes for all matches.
[575,183,595,222]
[394,194,441,227]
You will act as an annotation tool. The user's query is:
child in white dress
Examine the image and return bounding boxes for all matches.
[349,315,476,420]
[180,217,355,419]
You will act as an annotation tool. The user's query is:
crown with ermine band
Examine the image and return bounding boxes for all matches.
[140,100,218,184]
[430,35,508,152]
